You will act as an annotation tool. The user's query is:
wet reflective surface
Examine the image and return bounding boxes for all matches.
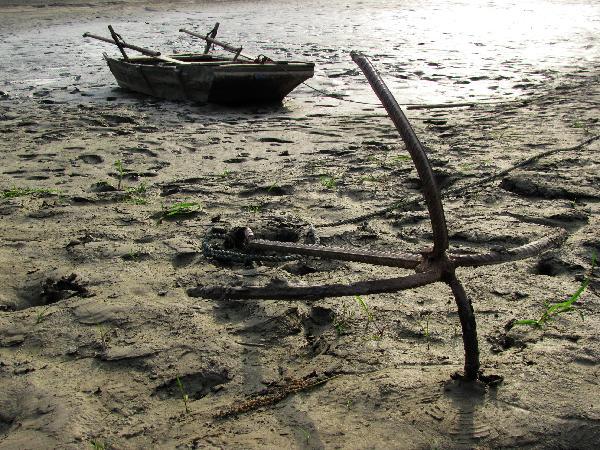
[0,0,598,106]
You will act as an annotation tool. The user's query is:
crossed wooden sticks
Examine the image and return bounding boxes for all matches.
[189,52,567,381]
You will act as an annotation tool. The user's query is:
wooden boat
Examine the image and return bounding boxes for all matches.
[104,53,314,104]
[84,25,315,104]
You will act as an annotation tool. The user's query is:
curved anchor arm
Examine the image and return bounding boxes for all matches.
[187,269,442,301]
[451,229,568,267]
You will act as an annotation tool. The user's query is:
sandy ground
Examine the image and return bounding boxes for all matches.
[1,1,600,449]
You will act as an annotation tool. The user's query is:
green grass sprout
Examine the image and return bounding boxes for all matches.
[124,181,148,204]
[1,187,56,198]
[333,302,354,336]
[391,154,411,164]
[90,439,106,450]
[355,295,374,328]
[35,305,52,324]
[414,312,432,349]
[355,295,386,340]
[97,326,111,350]
[267,180,280,193]
[176,376,190,414]
[320,175,337,190]
[246,203,263,214]
[114,159,125,190]
[156,202,202,223]
[298,428,310,444]
[512,253,596,329]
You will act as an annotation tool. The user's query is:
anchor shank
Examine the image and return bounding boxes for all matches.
[188,270,442,301]
[248,238,421,269]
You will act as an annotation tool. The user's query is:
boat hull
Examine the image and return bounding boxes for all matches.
[105,55,314,104]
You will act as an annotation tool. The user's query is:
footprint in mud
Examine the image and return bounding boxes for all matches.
[212,300,261,324]
[223,157,247,164]
[0,380,69,442]
[404,169,459,191]
[100,113,137,126]
[17,153,37,160]
[257,137,294,144]
[500,175,600,200]
[531,254,584,277]
[164,238,200,268]
[16,272,91,311]
[77,154,104,164]
[420,380,497,446]
[89,181,117,193]
[123,146,159,158]
[508,209,589,233]
[236,307,304,342]
[302,306,336,355]
[238,184,295,197]
[154,369,231,401]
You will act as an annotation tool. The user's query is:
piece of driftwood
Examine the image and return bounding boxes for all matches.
[189,52,567,381]
[215,374,340,418]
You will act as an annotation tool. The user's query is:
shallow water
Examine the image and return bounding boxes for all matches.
[0,0,598,107]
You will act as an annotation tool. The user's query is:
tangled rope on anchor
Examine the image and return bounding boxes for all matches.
[202,224,320,264]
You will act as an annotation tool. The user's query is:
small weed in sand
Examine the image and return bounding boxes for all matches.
[267,180,280,193]
[298,428,311,444]
[459,163,475,172]
[320,175,337,190]
[127,197,148,206]
[360,174,385,183]
[1,187,56,198]
[512,253,596,329]
[35,305,52,324]
[122,249,144,262]
[333,302,354,336]
[156,202,202,223]
[333,296,386,339]
[246,203,263,214]
[90,439,106,450]
[126,182,147,195]
[414,312,432,350]
[114,159,125,190]
[176,376,190,414]
[97,326,111,350]
[390,154,411,164]
[124,182,148,205]
[220,168,232,178]
[355,295,386,340]
[355,295,374,324]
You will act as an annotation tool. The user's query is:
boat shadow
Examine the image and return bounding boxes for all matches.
[88,86,295,121]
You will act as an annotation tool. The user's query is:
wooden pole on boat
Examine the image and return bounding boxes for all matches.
[204,22,219,54]
[82,31,188,64]
[83,32,161,56]
[108,25,129,62]
[179,28,251,61]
